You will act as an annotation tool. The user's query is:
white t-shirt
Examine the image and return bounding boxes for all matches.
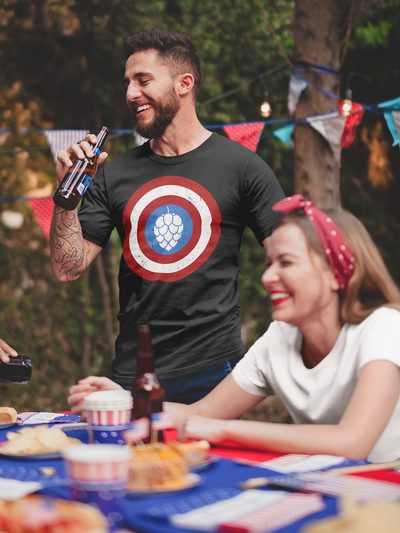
[232,307,400,462]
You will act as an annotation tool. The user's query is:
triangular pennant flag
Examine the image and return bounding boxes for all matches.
[288,75,307,115]
[45,130,89,162]
[134,132,149,146]
[273,124,295,148]
[223,123,264,152]
[307,113,346,165]
[393,111,400,145]
[378,97,400,147]
[338,101,365,149]
[28,197,54,240]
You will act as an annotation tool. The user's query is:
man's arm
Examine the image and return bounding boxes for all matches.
[49,135,108,282]
[50,207,102,281]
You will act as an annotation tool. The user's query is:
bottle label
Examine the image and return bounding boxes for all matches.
[76,173,93,197]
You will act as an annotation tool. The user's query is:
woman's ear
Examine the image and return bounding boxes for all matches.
[331,276,340,292]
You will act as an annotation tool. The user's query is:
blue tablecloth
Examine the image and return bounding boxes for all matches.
[0,425,338,533]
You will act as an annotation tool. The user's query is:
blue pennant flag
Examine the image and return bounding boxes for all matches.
[377,96,400,147]
[273,124,295,148]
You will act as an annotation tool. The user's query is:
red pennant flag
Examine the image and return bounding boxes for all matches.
[28,197,54,240]
[223,123,265,152]
[339,101,365,149]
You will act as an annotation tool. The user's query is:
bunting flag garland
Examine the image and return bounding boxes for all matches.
[306,112,347,165]
[288,75,307,116]
[272,124,295,147]
[378,96,400,147]
[223,122,265,152]
[45,129,89,162]
[28,197,54,240]
[134,132,149,146]
[339,102,365,149]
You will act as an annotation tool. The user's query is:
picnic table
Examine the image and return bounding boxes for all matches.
[0,417,400,533]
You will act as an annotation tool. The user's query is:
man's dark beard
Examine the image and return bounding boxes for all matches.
[135,87,180,139]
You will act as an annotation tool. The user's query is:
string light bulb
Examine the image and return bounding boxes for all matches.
[260,91,272,118]
[341,87,353,117]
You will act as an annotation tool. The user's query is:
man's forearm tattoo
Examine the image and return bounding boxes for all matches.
[50,208,90,281]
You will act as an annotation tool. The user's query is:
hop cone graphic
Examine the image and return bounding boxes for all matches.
[154,209,184,251]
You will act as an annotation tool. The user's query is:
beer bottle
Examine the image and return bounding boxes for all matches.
[0,355,32,384]
[53,126,109,211]
[130,325,165,443]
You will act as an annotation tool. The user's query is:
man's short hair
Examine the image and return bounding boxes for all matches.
[123,29,202,99]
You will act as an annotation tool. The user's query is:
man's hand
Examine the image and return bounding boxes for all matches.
[0,338,18,363]
[67,376,123,420]
[56,134,108,185]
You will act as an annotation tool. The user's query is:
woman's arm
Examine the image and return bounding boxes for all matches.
[164,373,265,433]
[183,360,400,460]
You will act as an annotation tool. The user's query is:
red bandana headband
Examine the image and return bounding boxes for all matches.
[273,195,355,290]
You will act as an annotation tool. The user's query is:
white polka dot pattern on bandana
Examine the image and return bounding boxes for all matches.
[273,194,355,290]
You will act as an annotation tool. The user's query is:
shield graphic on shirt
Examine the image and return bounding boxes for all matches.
[122,176,221,282]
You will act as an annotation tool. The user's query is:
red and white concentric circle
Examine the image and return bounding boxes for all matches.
[122,176,221,281]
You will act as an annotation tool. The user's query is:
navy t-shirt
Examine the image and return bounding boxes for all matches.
[78,132,285,383]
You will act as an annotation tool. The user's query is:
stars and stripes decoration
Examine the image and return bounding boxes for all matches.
[123,418,150,444]
[151,411,175,431]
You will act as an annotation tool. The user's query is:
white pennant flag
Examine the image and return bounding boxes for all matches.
[45,130,89,162]
[306,112,347,165]
[393,111,400,146]
[288,76,307,115]
[134,131,150,146]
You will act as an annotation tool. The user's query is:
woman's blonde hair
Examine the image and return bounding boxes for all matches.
[273,208,400,324]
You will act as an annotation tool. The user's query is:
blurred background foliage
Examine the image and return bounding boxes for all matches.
[0,0,399,412]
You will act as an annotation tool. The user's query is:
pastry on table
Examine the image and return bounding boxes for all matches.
[0,407,17,424]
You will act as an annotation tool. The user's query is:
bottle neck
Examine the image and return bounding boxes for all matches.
[91,126,109,159]
[136,326,155,376]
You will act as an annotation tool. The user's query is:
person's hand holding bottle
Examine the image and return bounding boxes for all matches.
[0,339,18,363]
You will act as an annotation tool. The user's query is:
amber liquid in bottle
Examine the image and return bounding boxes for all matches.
[53,126,109,211]
[130,325,165,443]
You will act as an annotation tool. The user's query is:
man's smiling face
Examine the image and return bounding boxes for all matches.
[124,49,181,139]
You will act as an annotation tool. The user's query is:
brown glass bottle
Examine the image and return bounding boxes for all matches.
[53,126,109,211]
[130,325,165,443]
[0,355,32,384]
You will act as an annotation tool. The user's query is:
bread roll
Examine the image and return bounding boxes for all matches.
[0,407,17,424]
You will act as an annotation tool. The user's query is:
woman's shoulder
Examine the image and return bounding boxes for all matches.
[355,306,400,329]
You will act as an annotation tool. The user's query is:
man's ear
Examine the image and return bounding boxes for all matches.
[176,73,194,96]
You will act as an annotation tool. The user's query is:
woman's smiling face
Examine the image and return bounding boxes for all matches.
[262,223,340,329]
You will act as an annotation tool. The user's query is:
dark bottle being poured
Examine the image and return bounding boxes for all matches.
[0,355,32,384]
[130,325,165,443]
[53,126,109,211]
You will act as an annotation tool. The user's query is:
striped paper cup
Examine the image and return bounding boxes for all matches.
[62,444,132,485]
[84,390,133,427]
[62,444,132,532]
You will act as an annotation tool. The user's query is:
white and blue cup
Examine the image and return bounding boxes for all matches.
[62,444,132,532]
[84,390,133,445]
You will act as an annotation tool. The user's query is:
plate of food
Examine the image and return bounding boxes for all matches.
[0,407,18,430]
[190,455,220,472]
[126,440,209,497]
[0,425,81,460]
[127,472,203,497]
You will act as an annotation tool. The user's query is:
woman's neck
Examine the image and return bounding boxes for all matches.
[300,310,342,369]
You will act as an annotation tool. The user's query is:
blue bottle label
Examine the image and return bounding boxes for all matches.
[77,173,93,197]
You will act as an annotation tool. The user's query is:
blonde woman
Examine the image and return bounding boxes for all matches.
[166,195,400,463]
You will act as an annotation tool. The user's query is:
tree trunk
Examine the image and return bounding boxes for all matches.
[293,0,364,208]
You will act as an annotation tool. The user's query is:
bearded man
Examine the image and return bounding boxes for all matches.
[51,29,285,404]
